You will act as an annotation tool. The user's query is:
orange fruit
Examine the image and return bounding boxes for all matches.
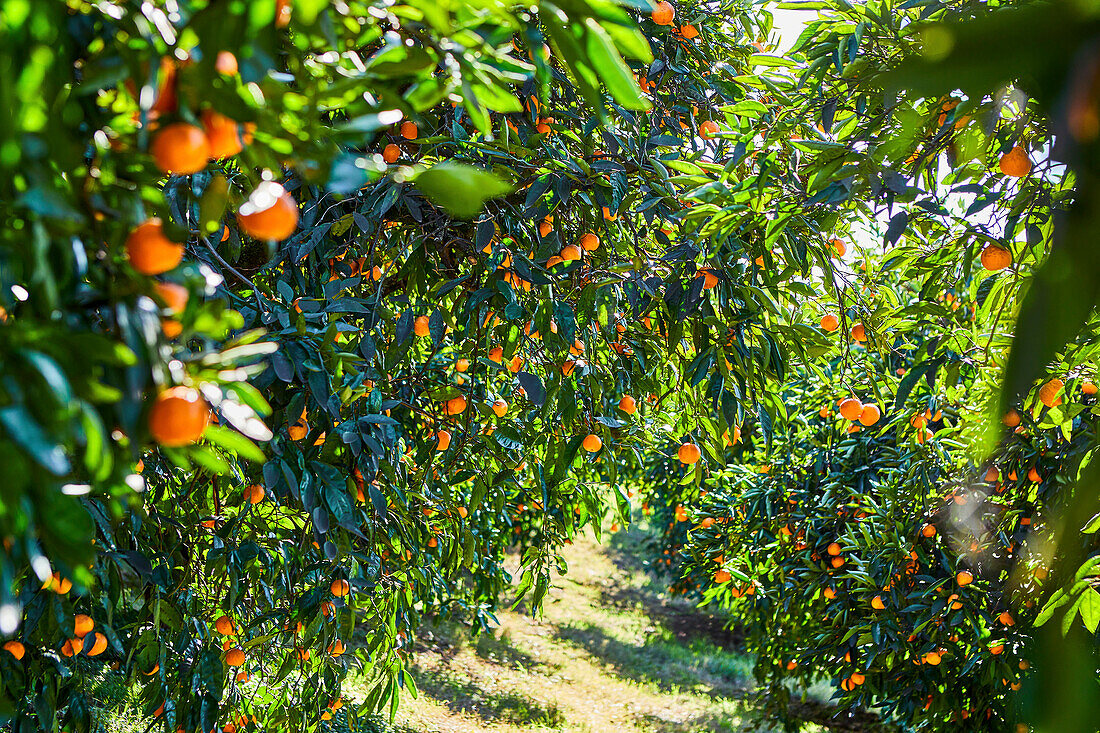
[87,633,108,657]
[699,120,719,139]
[455,358,470,372]
[436,430,451,451]
[215,615,235,636]
[677,442,701,464]
[922,523,936,538]
[924,651,941,665]
[445,396,467,415]
[237,181,299,241]
[245,484,265,504]
[579,233,600,251]
[602,206,618,221]
[858,403,881,426]
[382,143,401,163]
[153,282,189,313]
[400,121,418,140]
[714,570,731,583]
[561,244,582,261]
[3,640,25,660]
[488,346,504,363]
[538,220,554,237]
[582,434,603,452]
[839,398,863,421]
[1003,409,1021,427]
[850,323,866,342]
[619,395,637,414]
[126,218,185,275]
[275,0,291,26]
[149,386,210,447]
[61,638,83,657]
[330,579,350,597]
[202,109,244,159]
[1039,378,1064,407]
[999,611,1015,626]
[679,24,698,39]
[74,614,95,638]
[492,399,508,417]
[980,245,1011,271]
[288,407,309,440]
[820,314,839,332]
[999,146,1031,177]
[985,466,1000,482]
[328,640,345,656]
[414,315,430,337]
[871,595,885,610]
[651,1,675,25]
[562,360,576,376]
[214,51,239,75]
[956,570,974,586]
[226,647,245,667]
[457,506,468,518]
[1084,381,1098,395]
[1027,467,1041,482]
[151,123,210,174]
[830,238,846,257]
[826,542,841,556]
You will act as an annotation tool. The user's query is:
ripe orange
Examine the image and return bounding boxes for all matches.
[215,615,235,636]
[455,358,470,372]
[492,399,509,417]
[858,403,881,426]
[850,323,866,342]
[826,542,841,556]
[999,146,1031,177]
[582,434,603,452]
[924,651,941,665]
[985,466,1000,482]
[151,123,210,174]
[1027,467,1041,482]
[61,637,83,657]
[149,386,210,447]
[202,109,244,159]
[238,182,299,241]
[328,640,345,656]
[820,314,839,332]
[677,442,701,464]
[699,120,719,139]
[698,269,719,289]
[153,282,189,313]
[87,633,108,657]
[999,611,1015,626]
[651,1,675,25]
[74,614,95,638]
[619,395,637,414]
[921,523,936,538]
[980,245,1011,271]
[4,640,25,659]
[830,238,846,257]
[1003,409,1021,427]
[126,218,185,275]
[1084,381,1098,395]
[245,484,265,504]
[414,315,430,337]
[436,430,451,451]
[956,570,974,586]
[330,579,350,597]
[1039,378,1064,407]
[400,121,418,140]
[488,346,504,363]
[871,595,885,610]
[561,244,582,261]
[226,647,245,667]
[679,24,698,39]
[579,233,600,251]
[714,569,731,583]
[562,360,577,376]
[457,506,468,518]
[289,407,309,440]
[444,395,467,415]
[839,398,863,421]
[382,143,401,163]
[602,206,618,221]
[214,51,239,75]
[538,220,554,237]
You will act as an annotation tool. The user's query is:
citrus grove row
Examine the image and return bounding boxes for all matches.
[2,0,1099,732]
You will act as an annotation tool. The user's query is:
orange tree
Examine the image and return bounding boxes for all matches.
[628,0,1100,730]
[0,0,836,731]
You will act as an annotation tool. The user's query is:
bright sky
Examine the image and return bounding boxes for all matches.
[771,5,813,52]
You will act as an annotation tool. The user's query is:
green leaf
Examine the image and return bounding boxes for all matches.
[1081,587,1100,634]
[202,424,267,463]
[414,162,513,219]
[583,19,649,110]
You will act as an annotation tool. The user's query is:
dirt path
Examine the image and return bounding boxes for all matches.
[366,526,790,733]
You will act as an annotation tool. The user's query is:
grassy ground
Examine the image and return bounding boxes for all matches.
[348,521,832,733]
